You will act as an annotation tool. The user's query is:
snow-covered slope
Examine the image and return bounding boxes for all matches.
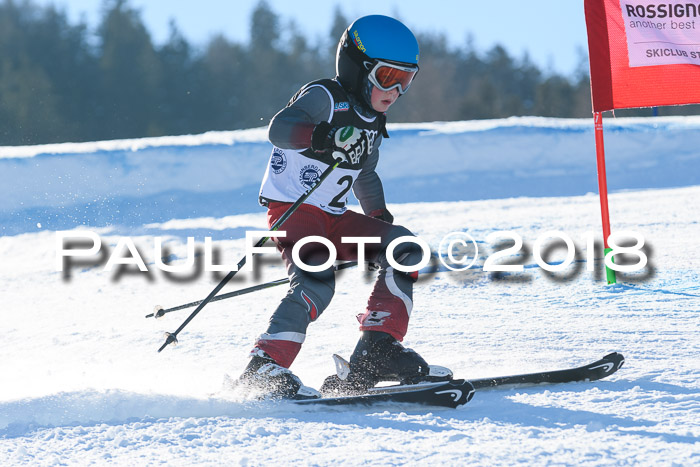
[2,116,699,236]
[0,117,698,465]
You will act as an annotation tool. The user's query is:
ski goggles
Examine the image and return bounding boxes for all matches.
[366,60,419,95]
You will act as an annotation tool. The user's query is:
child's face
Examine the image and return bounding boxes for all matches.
[370,86,400,113]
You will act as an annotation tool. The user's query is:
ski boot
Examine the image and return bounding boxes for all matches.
[320,331,453,396]
[237,349,320,400]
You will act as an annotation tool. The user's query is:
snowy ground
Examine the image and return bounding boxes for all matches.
[1,118,699,464]
[1,186,699,465]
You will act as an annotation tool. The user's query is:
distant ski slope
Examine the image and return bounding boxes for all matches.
[1,116,699,235]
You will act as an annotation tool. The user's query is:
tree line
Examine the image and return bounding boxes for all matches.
[0,0,697,146]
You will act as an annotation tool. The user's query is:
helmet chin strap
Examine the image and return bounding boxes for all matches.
[361,77,374,110]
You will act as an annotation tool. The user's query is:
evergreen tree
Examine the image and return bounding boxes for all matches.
[0,0,697,145]
[96,0,161,139]
[325,7,348,70]
[0,1,93,144]
[245,0,286,127]
[156,21,197,135]
[199,34,248,131]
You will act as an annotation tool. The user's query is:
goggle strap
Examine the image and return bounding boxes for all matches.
[342,28,373,68]
[375,60,419,72]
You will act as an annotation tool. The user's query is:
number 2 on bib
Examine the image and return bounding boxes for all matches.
[329,175,353,209]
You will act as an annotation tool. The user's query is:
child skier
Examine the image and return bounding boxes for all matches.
[238,15,451,398]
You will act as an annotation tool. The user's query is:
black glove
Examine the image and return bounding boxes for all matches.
[311,122,369,168]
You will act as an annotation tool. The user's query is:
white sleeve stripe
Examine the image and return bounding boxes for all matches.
[385,267,413,317]
[258,332,306,344]
[304,84,334,123]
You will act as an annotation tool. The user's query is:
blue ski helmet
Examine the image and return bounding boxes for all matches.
[336,15,419,103]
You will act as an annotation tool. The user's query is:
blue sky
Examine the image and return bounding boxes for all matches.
[31,0,590,76]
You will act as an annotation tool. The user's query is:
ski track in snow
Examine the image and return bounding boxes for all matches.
[1,119,700,465]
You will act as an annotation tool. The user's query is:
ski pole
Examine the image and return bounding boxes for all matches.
[146,261,358,319]
[157,160,342,353]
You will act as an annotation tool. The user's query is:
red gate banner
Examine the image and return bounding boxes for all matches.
[585,0,700,111]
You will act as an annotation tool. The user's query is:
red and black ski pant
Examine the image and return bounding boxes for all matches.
[253,202,423,368]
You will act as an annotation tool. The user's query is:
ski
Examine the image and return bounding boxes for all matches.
[293,379,475,409]
[467,352,625,390]
[292,353,623,409]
